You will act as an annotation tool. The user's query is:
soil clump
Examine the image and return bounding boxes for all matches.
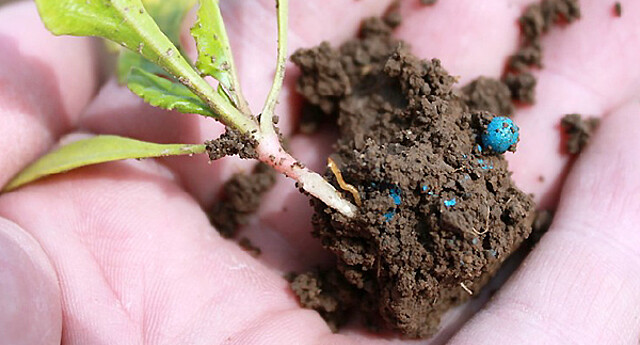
[560,113,600,154]
[291,18,536,338]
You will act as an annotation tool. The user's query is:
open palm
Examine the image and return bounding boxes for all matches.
[1,1,640,344]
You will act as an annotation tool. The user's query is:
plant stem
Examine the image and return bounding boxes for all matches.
[120,2,258,134]
[255,138,357,218]
[137,0,357,218]
[260,0,288,136]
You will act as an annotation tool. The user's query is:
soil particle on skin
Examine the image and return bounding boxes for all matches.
[528,210,554,245]
[209,163,276,238]
[614,2,622,17]
[504,0,581,103]
[561,114,600,154]
[291,18,535,338]
[503,71,537,104]
[461,77,514,116]
[420,0,437,5]
[205,128,258,160]
[238,237,262,257]
[383,1,402,29]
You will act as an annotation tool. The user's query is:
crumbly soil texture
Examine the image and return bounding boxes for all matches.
[290,19,536,338]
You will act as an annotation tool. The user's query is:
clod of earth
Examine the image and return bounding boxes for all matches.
[561,113,600,155]
[291,18,535,338]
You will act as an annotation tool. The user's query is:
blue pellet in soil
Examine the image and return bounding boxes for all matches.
[422,185,429,191]
[444,198,457,207]
[389,187,402,206]
[384,211,395,221]
[481,116,519,154]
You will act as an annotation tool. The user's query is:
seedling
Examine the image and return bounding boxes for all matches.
[5,0,357,217]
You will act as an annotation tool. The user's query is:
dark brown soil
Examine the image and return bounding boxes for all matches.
[614,2,622,17]
[503,0,581,103]
[205,128,258,160]
[560,113,600,154]
[208,163,276,238]
[290,18,536,338]
[420,0,437,5]
[290,269,358,332]
[528,209,554,246]
[460,77,513,116]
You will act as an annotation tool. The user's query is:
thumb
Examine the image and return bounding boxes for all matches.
[0,218,61,344]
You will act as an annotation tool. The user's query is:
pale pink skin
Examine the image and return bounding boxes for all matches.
[1,0,640,344]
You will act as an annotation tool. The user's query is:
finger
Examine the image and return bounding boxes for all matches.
[396,0,532,83]
[505,0,640,206]
[0,136,346,344]
[0,217,61,345]
[449,100,640,344]
[241,126,339,272]
[0,2,99,186]
[79,0,393,206]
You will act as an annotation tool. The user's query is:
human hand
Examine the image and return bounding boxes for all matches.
[1,1,639,344]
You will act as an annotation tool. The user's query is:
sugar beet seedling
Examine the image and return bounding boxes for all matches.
[5,0,357,217]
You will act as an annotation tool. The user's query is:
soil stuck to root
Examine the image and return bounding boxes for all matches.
[290,19,536,338]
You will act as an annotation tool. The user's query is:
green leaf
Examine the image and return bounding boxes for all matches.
[35,0,201,93]
[4,136,206,192]
[118,52,167,83]
[117,0,197,83]
[191,0,237,93]
[143,0,196,46]
[127,67,215,117]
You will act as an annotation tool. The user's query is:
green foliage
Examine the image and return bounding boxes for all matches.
[191,0,240,100]
[127,67,215,117]
[36,0,178,69]
[4,136,206,192]
[117,0,197,83]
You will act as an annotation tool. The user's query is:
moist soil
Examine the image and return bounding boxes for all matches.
[503,0,580,103]
[205,0,583,338]
[560,114,600,155]
[209,163,276,238]
[290,18,536,338]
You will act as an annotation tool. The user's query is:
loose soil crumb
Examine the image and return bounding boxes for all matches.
[528,210,554,245]
[560,114,600,154]
[614,2,622,17]
[420,0,437,5]
[503,0,581,103]
[238,237,262,257]
[209,163,276,238]
[291,18,535,338]
[205,128,258,160]
[290,270,358,332]
[383,1,402,29]
[461,77,513,116]
[503,72,537,104]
